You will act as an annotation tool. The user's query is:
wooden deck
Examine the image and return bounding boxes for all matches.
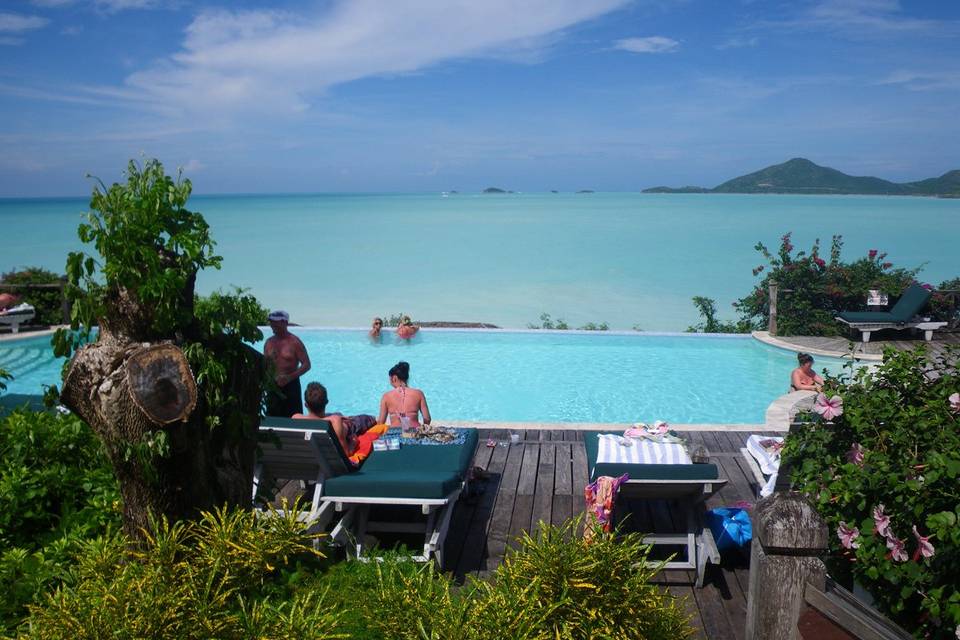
[441,428,781,640]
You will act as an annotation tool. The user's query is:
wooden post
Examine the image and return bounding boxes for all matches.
[768,280,778,336]
[745,492,828,640]
[59,277,70,325]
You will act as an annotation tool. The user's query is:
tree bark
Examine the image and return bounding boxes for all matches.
[59,297,262,538]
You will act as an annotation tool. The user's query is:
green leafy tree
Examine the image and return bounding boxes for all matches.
[687,296,752,333]
[733,233,920,336]
[52,159,265,539]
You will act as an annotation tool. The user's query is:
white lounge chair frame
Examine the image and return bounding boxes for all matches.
[616,477,726,587]
[0,305,36,334]
[254,419,467,565]
[834,319,947,343]
[253,421,347,530]
[323,488,463,565]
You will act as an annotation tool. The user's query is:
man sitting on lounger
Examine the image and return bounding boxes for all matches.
[293,382,378,458]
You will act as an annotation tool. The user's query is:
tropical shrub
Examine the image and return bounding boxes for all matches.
[322,517,694,639]
[930,277,960,328]
[0,366,10,393]
[732,234,920,336]
[687,296,752,333]
[0,267,65,326]
[21,506,344,639]
[0,409,119,632]
[782,346,960,639]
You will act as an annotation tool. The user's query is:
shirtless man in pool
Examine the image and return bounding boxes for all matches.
[264,310,311,416]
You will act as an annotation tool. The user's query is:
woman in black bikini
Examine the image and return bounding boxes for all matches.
[377,361,431,428]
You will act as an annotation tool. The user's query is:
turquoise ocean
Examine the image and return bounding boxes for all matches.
[2,193,957,331]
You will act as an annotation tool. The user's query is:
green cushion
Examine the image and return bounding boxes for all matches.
[324,470,464,499]
[323,429,479,500]
[583,432,719,481]
[838,283,931,324]
[362,429,479,474]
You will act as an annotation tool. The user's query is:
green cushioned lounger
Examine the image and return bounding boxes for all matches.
[583,431,727,588]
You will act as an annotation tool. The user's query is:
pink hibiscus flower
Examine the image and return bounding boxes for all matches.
[873,504,892,538]
[949,392,960,413]
[837,522,860,549]
[886,535,908,562]
[912,525,935,560]
[846,443,865,467]
[813,393,844,420]
[868,249,877,259]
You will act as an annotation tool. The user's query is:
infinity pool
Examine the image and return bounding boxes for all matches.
[0,329,847,424]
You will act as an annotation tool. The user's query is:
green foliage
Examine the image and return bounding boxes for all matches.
[527,313,569,330]
[783,346,960,638]
[22,505,345,639]
[0,267,65,326]
[687,296,752,333]
[930,277,960,327]
[577,322,609,331]
[60,158,220,342]
[0,366,11,394]
[0,409,119,632]
[51,159,265,467]
[733,233,920,336]
[320,517,693,639]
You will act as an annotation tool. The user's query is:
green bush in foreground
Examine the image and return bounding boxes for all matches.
[22,506,343,640]
[0,409,119,632]
[20,509,693,639]
[783,346,960,639]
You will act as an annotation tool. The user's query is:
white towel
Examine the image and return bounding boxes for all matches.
[745,435,783,476]
[596,434,691,465]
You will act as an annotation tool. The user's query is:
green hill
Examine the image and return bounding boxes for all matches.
[643,158,960,196]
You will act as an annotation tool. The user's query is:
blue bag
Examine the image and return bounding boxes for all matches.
[705,507,752,553]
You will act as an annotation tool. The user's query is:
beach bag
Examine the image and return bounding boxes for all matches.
[705,507,752,554]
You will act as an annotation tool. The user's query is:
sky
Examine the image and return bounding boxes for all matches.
[1,0,959,196]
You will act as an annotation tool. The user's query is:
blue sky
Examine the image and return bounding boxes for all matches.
[2,0,959,196]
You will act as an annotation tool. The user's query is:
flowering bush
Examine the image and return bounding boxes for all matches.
[733,233,921,335]
[782,346,960,638]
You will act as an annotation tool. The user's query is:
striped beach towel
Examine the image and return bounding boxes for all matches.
[596,434,691,465]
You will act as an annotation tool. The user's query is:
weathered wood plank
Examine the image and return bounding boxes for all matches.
[531,444,555,532]
[553,442,573,496]
[507,493,535,551]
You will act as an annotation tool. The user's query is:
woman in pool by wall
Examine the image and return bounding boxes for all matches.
[378,361,431,429]
[790,352,824,392]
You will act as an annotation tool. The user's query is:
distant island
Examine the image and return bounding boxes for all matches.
[482,187,510,194]
[643,158,960,197]
[576,189,595,194]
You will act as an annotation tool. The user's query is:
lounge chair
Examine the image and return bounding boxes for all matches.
[255,417,478,566]
[584,432,727,587]
[322,428,478,565]
[835,283,946,343]
[0,303,36,334]
[253,417,351,525]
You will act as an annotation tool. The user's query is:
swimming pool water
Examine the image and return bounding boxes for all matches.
[0,329,847,424]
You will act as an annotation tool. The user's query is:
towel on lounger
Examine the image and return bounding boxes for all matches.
[745,435,784,497]
[596,434,691,465]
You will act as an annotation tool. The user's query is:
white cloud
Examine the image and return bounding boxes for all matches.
[0,12,49,32]
[95,0,163,11]
[0,36,25,46]
[613,36,679,53]
[118,0,628,117]
[180,158,204,173]
[879,70,960,91]
[761,0,958,36]
[30,0,77,7]
[716,36,758,50]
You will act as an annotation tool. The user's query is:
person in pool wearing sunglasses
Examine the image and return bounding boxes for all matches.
[369,317,383,341]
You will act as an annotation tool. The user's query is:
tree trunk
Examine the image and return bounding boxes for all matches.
[60,321,262,538]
